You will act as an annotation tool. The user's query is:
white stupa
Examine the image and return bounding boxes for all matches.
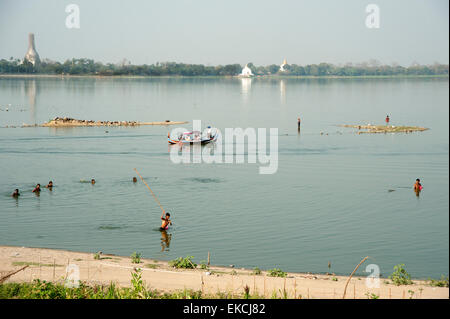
[279,58,287,72]
[24,33,41,66]
[240,64,254,77]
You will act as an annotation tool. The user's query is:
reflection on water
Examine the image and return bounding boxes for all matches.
[0,77,448,278]
[240,78,252,102]
[25,80,37,124]
[280,79,286,104]
[160,230,172,252]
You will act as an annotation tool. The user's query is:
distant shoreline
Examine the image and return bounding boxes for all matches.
[0,74,448,80]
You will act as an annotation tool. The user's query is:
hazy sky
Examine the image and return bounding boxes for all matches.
[0,0,448,66]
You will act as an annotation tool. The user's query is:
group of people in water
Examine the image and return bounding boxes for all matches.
[10,176,174,231]
[12,179,96,198]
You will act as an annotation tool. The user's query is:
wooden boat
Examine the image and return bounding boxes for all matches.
[168,130,218,145]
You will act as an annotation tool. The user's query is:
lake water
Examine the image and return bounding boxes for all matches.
[0,76,448,279]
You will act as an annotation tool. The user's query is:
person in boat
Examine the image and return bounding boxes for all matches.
[160,212,172,231]
[12,189,20,198]
[91,179,96,185]
[46,181,53,189]
[414,178,423,192]
[32,184,41,193]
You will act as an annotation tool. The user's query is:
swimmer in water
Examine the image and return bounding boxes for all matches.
[32,184,41,193]
[12,189,20,198]
[133,177,137,183]
[160,212,172,231]
[46,181,53,189]
[91,179,96,185]
[414,178,423,192]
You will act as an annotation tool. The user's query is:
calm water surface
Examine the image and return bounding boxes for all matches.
[0,77,448,278]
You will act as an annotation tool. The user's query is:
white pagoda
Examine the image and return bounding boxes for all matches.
[279,58,287,72]
[240,64,254,77]
[24,33,41,66]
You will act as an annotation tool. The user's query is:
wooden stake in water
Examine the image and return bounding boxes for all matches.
[207,251,210,266]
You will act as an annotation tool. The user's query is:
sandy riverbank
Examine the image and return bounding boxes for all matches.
[0,246,447,299]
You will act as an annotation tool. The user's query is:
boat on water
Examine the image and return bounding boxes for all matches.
[168,129,218,145]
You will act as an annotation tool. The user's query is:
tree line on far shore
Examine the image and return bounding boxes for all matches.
[0,58,448,77]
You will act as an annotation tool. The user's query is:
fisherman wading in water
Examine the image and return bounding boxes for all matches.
[160,212,172,231]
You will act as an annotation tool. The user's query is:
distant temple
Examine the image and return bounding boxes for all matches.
[240,64,254,77]
[279,58,287,72]
[24,33,41,66]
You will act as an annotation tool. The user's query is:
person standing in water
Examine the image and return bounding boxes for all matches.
[133,177,137,183]
[414,179,423,192]
[160,212,172,231]
[91,179,96,185]
[297,117,301,130]
[12,189,20,198]
[385,115,390,124]
[46,181,53,189]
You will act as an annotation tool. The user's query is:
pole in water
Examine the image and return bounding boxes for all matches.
[134,168,165,214]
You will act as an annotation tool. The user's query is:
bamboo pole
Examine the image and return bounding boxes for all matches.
[294,278,297,299]
[342,256,369,299]
[201,275,204,294]
[53,259,55,281]
[0,265,29,284]
[263,276,266,298]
